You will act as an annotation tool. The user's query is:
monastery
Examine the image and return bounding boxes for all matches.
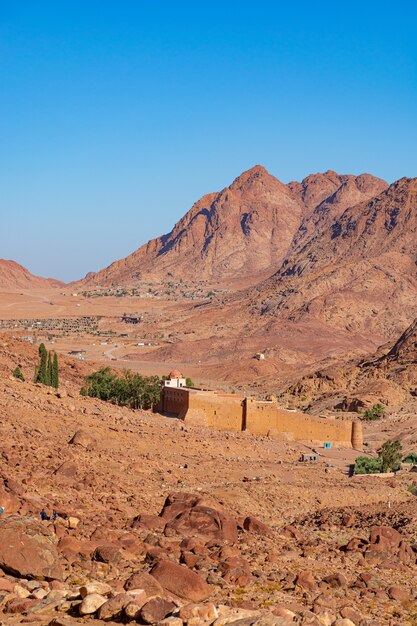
[159,371,363,450]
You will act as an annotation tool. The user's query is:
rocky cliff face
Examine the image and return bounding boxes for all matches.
[257,177,417,340]
[0,259,62,289]
[79,166,387,287]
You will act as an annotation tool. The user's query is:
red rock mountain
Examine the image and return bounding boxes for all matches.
[0,259,62,289]
[257,177,417,340]
[79,166,386,287]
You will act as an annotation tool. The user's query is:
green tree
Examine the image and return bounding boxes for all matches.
[362,403,385,421]
[80,368,161,410]
[379,439,403,473]
[46,352,52,386]
[52,352,59,389]
[354,456,383,474]
[12,366,25,381]
[35,343,48,384]
[82,367,117,401]
[185,377,194,388]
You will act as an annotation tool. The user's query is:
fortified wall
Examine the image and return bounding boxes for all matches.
[160,386,363,449]
[0,316,100,333]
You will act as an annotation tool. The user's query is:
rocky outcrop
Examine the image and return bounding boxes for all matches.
[0,516,63,580]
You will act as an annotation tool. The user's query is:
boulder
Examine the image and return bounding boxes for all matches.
[163,494,238,545]
[4,597,39,613]
[387,585,411,601]
[151,560,212,602]
[179,602,218,622]
[69,429,95,449]
[53,460,78,479]
[295,571,317,592]
[79,592,107,615]
[243,516,274,537]
[0,516,62,580]
[124,571,165,597]
[140,597,176,623]
[93,544,123,564]
[79,581,113,598]
[0,478,21,513]
[97,593,132,620]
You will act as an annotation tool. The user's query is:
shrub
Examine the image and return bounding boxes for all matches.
[362,402,385,421]
[12,366,25,381]
[403,452,417,464]
[185,377,194,388]
[379,439,403,473]
[354,456,383,474]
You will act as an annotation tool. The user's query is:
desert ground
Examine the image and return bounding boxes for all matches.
[1,289,417,625]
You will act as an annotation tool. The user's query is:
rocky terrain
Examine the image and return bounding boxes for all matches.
[256,177,417,340]
[77,167,386,289]
[1,335,417,625]
[0,260,62,290]
[286,313,417,408]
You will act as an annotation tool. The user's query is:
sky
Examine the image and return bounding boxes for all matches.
[0,1,416,282]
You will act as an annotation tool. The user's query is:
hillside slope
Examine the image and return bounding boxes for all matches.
[257,177,417,340]
[0,259,63,289]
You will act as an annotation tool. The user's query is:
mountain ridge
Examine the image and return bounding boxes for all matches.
[77,165,387,288]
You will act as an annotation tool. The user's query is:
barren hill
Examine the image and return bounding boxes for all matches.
[287,315,417,415]
[0,259,62,289]
[78,166,386,288]
[1,334,417,625]
[257,177,417,340]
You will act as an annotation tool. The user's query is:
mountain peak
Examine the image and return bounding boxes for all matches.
[229,165,286,193]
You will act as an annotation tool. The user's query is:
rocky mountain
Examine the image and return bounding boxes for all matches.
[257,177,417,341]
[78,166,386,288]
[286,315,417,413]
[0,259,62,289]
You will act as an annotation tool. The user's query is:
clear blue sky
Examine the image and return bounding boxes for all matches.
[1,1,416,281]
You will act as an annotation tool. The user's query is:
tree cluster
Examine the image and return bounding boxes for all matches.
[354,439,403,474]
[80,367,161,410]
[34,343,59,388]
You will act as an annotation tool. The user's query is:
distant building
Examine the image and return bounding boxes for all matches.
[300,453,318,462]
[121,314,142,324]
[163,370,187,389]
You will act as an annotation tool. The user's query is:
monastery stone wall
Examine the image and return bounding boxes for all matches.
[161,386,363,449]
[244,397,357,447]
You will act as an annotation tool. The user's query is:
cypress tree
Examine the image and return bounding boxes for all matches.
[36,343,48,384]
[46,352,52,386]
[13,366,25,381]
[52,352,59,389]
